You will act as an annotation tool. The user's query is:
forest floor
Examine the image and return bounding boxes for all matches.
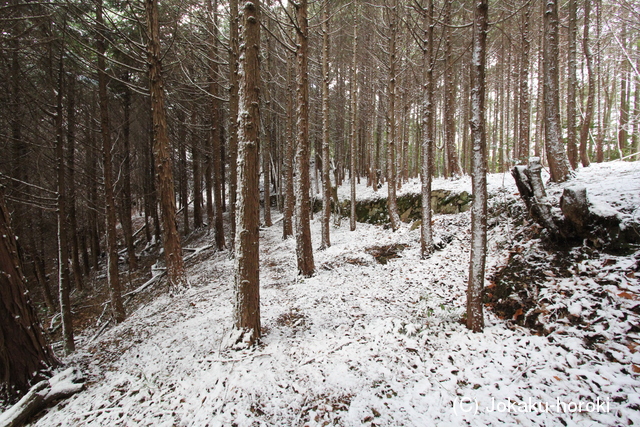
[21,161,640,426]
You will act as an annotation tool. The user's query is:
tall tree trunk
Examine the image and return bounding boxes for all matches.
[0,189,59,401]
[144,0,188,291]
[517,4,531,165]
[66,73,83,292]
[467,0,488,333]
[543,0,572,182]
[234,0,261,346]
[97,0,126,323]
[207,0,225,250]
[178,112,189,235]
[566,0,578,169]
[282,54,295,239]
[121,72,138,269]
[443,0,461,177]
[618,23,629,158]
[421,0,434,258]
[55,50,75,353]
[320,4,331,249]
[228,0,240,250]
[294,0,315,277]
[386,0,401,231]
[579,0,593,167]
[349,7,358,232]
[192,111,203,228]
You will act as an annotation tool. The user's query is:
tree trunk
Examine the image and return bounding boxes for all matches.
[579,0,593,167]
[294,0,315,277]
[443,0,461,178]
[207,0,225,250]
[282,54,295,239]
[542,0,572,182]
[566,0,578,169]
[618,23,629,158]
[192,112,203,229]
[55,50,75,353]
[320,4,331,249]
[233,0,261,346]
[467,0,488,333]
[0,189,59,401]
[145,0,188,292]
[350,8,358,232]
[517,4,531,165]
[386,0,401,231]
[228,0,240,250]
[421,0,434,258]
[121,72,138,269]
[178,112,189,235]
[98,0,126,323]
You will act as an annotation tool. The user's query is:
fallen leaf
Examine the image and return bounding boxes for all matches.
[632,365,640,374]
[618,291,636,300]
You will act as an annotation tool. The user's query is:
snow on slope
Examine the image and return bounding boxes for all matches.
[28,161,640,426]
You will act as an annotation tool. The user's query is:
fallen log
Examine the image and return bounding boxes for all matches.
[0,368,83,427]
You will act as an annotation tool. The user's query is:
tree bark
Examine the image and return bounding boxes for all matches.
[145,0,188,292]
[294,0,315,277]
[234,0,261,346]
[467,0,488,333]
[542,0,572,182]
[0,189,59,401]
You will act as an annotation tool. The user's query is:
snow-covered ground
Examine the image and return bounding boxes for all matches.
[26,161,640,426]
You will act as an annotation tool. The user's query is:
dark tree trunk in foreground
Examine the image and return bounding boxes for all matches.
[420,0,434,258]
[543,0,572,182]
[145,0,188,291]
[294,0,315,277]
[98,0,126,323]
[233,0,261,346]
[0,189,58,400]
[467,0,488,333]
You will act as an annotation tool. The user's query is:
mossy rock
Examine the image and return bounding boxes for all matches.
[312,188,472,224]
